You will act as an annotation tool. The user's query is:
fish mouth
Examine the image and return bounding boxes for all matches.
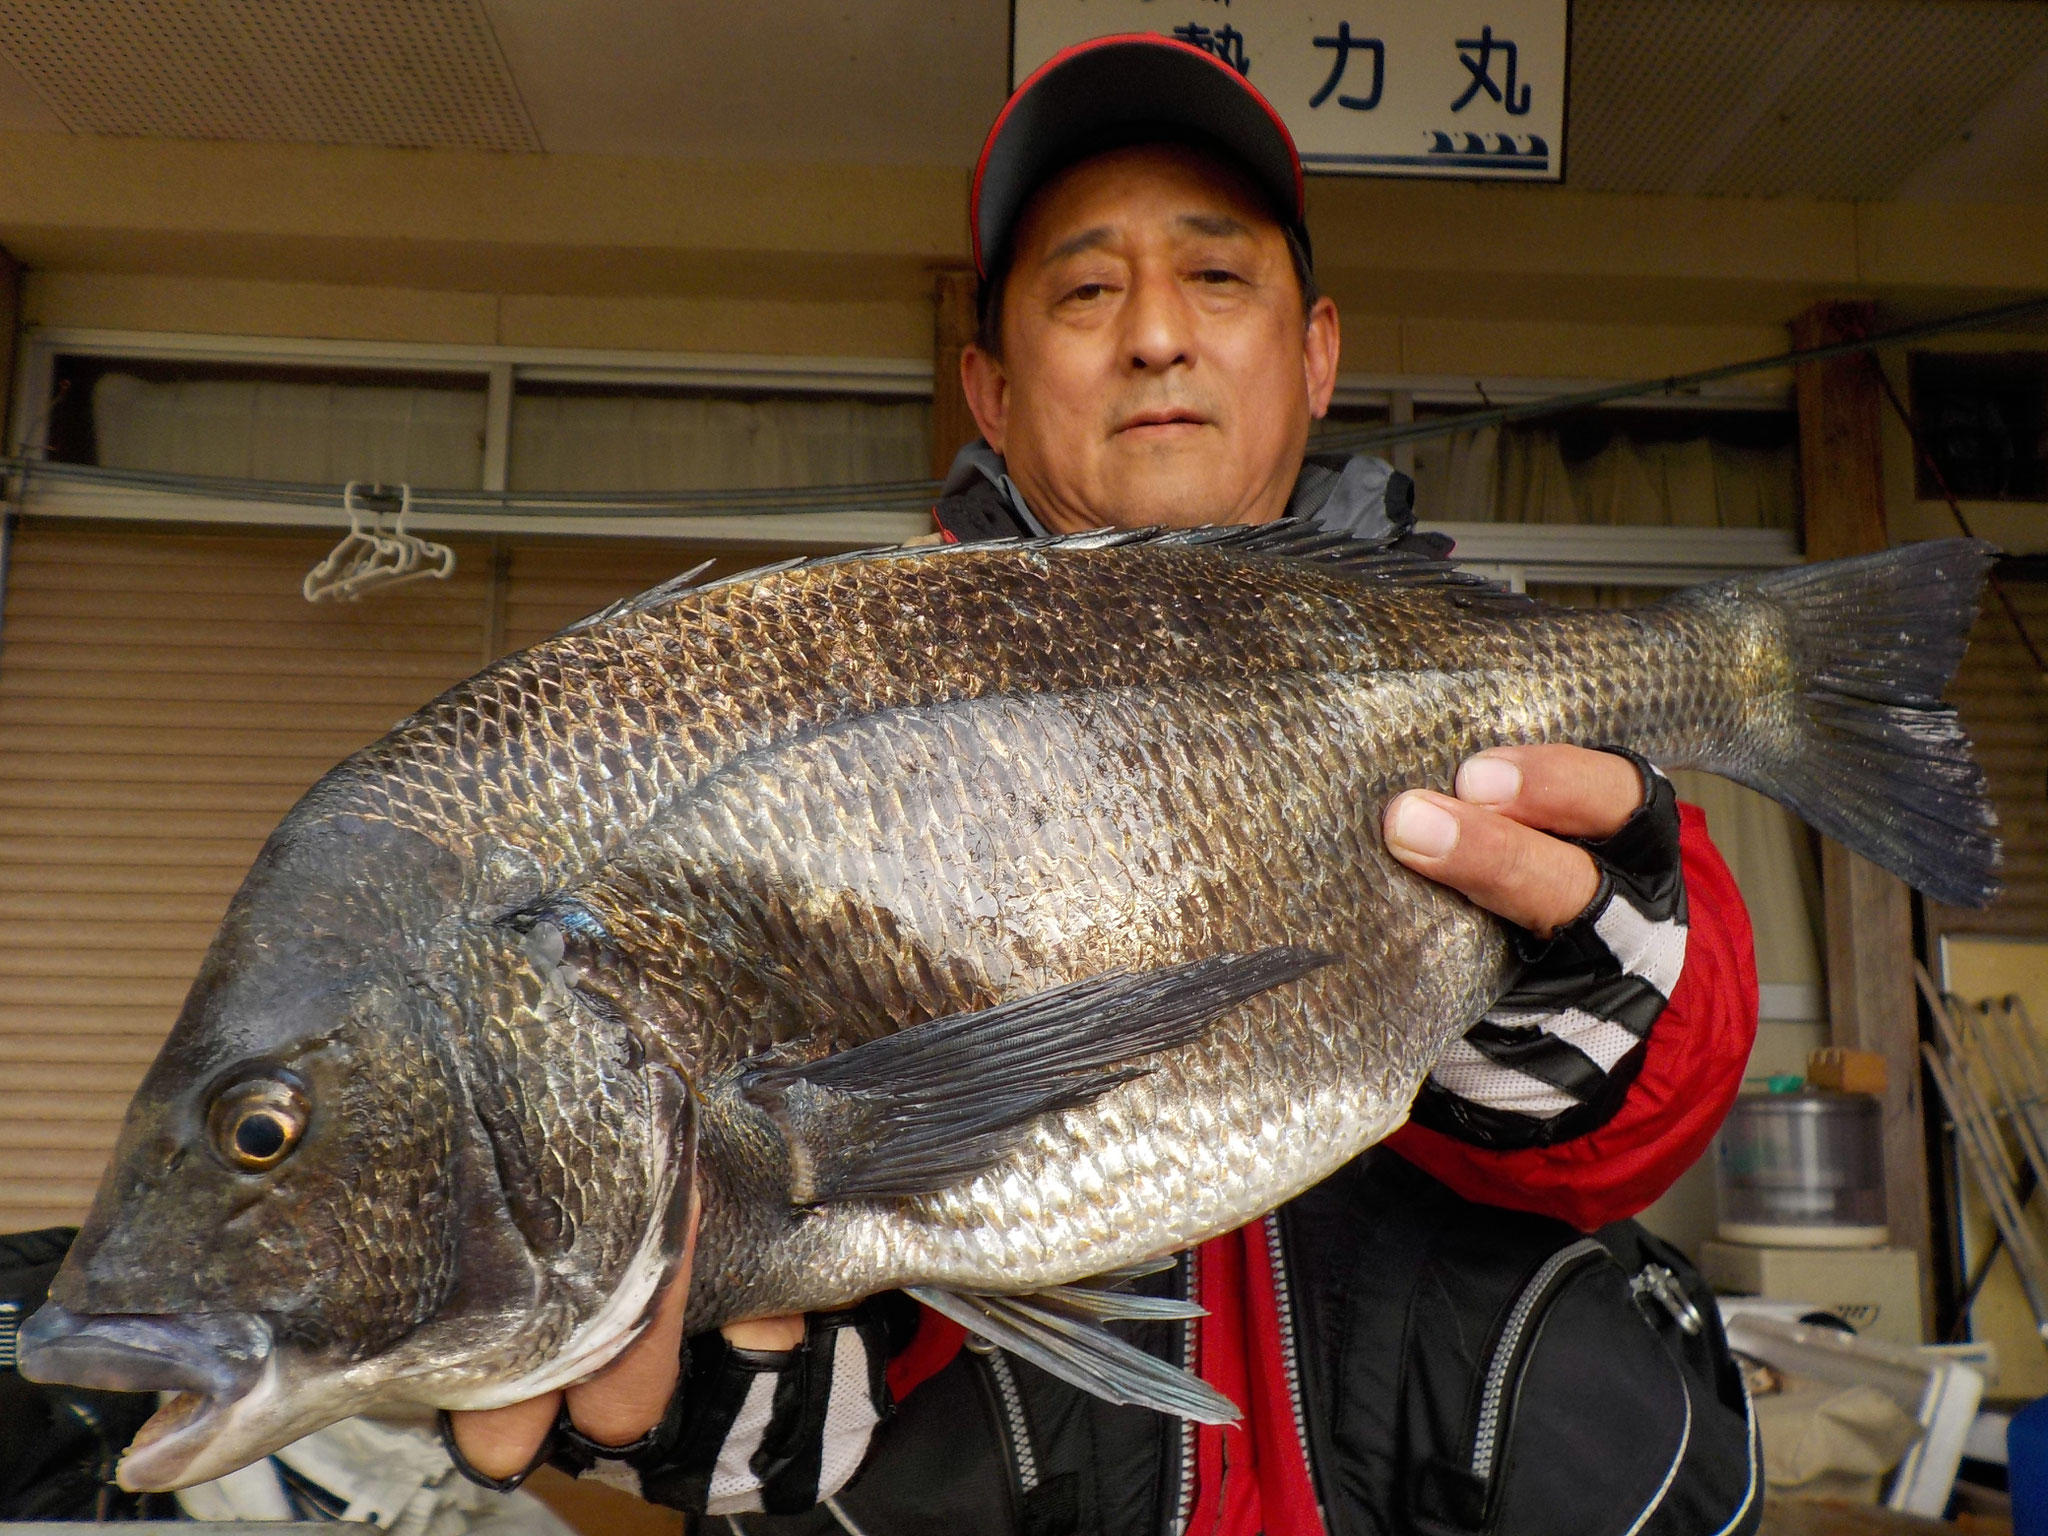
[18,1302,281,1490]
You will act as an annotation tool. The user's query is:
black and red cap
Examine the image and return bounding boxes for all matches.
[971,32,1309,280]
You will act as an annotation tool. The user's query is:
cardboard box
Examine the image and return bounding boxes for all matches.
[1806,1046,1888,1096]
[1701,1241,1924,1346]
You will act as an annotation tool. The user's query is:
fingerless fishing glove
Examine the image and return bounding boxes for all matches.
[541,1294,911,1517]
[1411,749,1690,1150]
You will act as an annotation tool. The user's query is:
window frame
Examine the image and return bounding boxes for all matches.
[6,326,1802,581]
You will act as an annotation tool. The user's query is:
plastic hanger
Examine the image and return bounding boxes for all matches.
[303,482,455,602]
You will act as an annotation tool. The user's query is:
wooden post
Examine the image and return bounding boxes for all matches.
[0,244,19,450]
[0,244,21,627]
[1792,299,1934,1335]
[931,267,980,480]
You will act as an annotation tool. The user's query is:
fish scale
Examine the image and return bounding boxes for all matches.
[350,545,1526,882]
[667,669,1506,1325]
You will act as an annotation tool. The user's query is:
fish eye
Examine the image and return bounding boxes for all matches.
[206,1073,309,1173]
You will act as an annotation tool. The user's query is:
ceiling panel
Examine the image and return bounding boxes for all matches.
[479,0,1007,166]
[0,43,60,132]
[1701,1,2048,198]
[1566,1,1823,193]
[0,0,539,150]
[1893,46,2048,202]
[1566,0,2048,200]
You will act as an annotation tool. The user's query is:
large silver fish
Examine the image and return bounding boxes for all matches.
[22,525,1998,1490]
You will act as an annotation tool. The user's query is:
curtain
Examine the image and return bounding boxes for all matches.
[1414,422,1799,532]
[1409,425,1502,522]
[508,392,931,492]
[1666,770,1827,1002]
[91,373,488,488]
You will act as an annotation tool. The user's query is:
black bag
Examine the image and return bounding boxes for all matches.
[1284,1155,1761,1536]
[0,1227,177,1522]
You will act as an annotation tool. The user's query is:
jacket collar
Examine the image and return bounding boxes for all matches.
[932,441,1416,547]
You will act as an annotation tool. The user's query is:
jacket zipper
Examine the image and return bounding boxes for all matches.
[1262,1211,1320,1517]
[1171,1246,1198,1536]
[1470,1237,1608,1483]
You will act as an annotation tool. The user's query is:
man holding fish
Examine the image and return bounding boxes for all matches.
[32,27,1995,1531]
[447,35,1772,1533]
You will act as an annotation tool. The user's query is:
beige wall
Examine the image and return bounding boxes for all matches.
[2,130,2044,382]
[0,242,16,429]
[20,271,933,360]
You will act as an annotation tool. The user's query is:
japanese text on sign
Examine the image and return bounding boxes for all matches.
[1011,0,1569,181]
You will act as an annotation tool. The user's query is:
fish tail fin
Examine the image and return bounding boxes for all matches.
[1701,537,2000,908]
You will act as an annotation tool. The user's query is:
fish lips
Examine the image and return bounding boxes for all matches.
[18,1302,282,1490]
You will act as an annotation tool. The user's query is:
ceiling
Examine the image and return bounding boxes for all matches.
[0,0,2041,202]
[1567,0,2048,199]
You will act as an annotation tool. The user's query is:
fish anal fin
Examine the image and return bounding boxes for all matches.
[907,1284,1240,1425]
[741,946,1331,1205]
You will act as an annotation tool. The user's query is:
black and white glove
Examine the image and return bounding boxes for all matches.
[545,1296,911,1517]
[1412,750,1689,1150]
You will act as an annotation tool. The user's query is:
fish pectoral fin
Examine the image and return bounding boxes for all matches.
[906,1284,1239,1425]
[740,946,1331,1204]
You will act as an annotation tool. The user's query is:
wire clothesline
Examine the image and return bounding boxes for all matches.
[3,293,2044,524]
[1315,293,2048,455]
[1,455,946,518]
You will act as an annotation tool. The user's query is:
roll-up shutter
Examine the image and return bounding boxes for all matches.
[0,525,837,1233]
[0,522,492,1233]
[1928,572,2048,939]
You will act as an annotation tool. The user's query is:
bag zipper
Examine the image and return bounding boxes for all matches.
[1470,1237,1608,1483]
[982,1346,1041,1496]
[963,1330,1038,1530]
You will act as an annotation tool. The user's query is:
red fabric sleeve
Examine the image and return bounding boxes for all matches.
[886,1308,967,1403]
[1386,803,1758,1232]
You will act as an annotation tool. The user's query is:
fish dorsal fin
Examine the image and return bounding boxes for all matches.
[576,519,1526,637]
[1103,519,1530,606]
[566,556,733,632]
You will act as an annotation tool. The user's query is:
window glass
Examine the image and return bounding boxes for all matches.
[507,384,931,493]
[1314,404,1797,530]
[1911,350,2048,503]
[47,356,488,489]
[1424,412,1798,529]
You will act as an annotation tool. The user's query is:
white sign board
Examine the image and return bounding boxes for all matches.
[1011,0,1568,181]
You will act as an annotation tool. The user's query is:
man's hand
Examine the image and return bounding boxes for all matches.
[447,1189,698,1482]
[1383,745,1645,936]
[446,1184,813,1485]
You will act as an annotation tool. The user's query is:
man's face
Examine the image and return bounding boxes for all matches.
[961,143,1340,533]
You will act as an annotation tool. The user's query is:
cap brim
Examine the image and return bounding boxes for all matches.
[973,34,1305,278]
